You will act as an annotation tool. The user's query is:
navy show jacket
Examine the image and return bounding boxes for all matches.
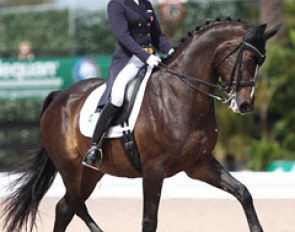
[99,0,173,107]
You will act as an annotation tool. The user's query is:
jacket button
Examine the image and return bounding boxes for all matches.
[147,23,151,27]
[138,23,142,27]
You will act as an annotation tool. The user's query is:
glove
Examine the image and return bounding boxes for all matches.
[146,54,161,68]
[168,48,175,55]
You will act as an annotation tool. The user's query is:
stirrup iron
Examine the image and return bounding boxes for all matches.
[82,145,104,171]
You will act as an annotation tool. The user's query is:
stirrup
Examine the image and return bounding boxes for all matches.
[82,146,103,171]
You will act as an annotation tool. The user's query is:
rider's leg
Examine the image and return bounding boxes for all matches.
[82,55,144,170]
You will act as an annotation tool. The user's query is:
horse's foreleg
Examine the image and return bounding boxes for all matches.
[142,163,164,232]
[185,155,263,232]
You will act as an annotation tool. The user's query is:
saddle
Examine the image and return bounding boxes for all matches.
[112,65,147,125]
[112,65,148,173]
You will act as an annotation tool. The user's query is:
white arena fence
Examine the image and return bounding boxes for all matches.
[0,171,295,199]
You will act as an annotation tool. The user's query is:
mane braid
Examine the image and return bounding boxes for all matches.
[161,17,250,64]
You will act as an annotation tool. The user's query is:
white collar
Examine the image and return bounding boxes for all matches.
[133,0,139,5]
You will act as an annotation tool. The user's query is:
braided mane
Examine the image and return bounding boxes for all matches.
[162,17,250,63]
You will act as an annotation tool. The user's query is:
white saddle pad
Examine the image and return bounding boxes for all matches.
[79,66,152,138]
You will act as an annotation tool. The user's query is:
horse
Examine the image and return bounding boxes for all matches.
[1,18,279,232]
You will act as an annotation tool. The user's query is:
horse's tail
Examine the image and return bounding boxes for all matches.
[40,90,62,116]
[1,90,62,232]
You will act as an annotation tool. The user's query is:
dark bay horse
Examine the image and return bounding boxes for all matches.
[2,19,279,232]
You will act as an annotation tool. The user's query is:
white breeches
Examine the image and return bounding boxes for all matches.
[111,55,144,107]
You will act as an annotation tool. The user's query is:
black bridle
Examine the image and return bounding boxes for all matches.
[158,34,266,104]
[214,40,266,90]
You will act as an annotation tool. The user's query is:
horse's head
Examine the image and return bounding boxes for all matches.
[214,24,280,114]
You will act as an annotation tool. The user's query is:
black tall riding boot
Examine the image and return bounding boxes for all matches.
[82,101,120,170]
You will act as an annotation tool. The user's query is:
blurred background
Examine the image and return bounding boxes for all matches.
[0,0,294,173]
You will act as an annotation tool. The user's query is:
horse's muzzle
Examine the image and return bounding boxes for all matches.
[239,101,254,114]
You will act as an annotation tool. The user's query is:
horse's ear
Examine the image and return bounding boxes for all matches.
[258,24,267,32]
[264,24,281,40]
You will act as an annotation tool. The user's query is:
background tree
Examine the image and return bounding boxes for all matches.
[0,0,53,7]
[257,0,286,140]
[260,0,286,42]
[245,0,295,170]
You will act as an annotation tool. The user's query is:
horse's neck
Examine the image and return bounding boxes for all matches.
[147,69,215,129]
[164,35,217,109]
[148,29,226,125]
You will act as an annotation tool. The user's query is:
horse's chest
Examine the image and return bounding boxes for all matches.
[163,128,218,173]
[187,129,217,154]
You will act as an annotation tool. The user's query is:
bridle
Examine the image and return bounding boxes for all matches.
[214,40,265,90]
[158,29,266,104]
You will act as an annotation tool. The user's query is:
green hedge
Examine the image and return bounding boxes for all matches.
[0,9,116,57]
[0,2,258,58]
[0,100,42,170]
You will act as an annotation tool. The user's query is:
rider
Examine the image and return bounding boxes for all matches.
[82,0,175,169]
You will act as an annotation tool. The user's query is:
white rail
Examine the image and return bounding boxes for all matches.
[1,171,295,199]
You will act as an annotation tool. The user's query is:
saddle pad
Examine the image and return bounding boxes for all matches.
[79,66,152,138]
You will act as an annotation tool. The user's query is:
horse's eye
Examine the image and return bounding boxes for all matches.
[244,58,255,67]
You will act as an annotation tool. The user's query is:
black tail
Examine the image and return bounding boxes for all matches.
[1,90,62,232]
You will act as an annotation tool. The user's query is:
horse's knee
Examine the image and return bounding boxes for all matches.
[236,184,253,205]
[142,218,157,232]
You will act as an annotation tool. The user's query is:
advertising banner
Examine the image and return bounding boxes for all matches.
[0,55,111,99]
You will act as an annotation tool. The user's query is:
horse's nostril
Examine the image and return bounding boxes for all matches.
[239,102,253,113]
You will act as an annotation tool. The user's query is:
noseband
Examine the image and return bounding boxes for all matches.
[158,28,266,104]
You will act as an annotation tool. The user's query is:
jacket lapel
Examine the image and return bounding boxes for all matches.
[125,0,150,21]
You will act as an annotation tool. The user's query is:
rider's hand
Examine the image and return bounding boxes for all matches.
[168,48,175,55]
[146,54,161,68]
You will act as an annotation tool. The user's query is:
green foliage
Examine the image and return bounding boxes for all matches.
[0,2,259,57]
[247,139,281,171]
[182,0,259,29]
[74,10,116,54]
[213,1,295,171]
[247,138,295,171]
[0,9,73,56]
[0,0,50,7]
[0,99,42,121]
[262,44,295,138]
[157,1,259,43]
[0,100,42,170]
[0,8,114,57]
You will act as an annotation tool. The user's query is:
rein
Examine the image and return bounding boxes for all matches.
[158,34,266,104]
[158,63,228,103]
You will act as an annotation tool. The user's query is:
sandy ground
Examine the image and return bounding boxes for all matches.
[1,198,295,232]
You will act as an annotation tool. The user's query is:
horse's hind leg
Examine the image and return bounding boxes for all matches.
[185,155,263,232]
[52,160,103,232]
[75,167,105,232]
[54,194,75,232]
[54,170,104,232]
